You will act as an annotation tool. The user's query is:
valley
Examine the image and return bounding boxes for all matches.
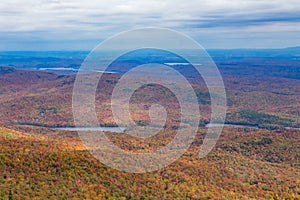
[0,50,299,199]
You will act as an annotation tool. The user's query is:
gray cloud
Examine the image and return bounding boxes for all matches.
[0,0,300,50]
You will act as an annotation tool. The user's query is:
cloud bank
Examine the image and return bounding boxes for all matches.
[0,0,300,50]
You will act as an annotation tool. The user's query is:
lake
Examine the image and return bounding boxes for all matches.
[53,126,126,133]
[16,124,126,133]
[205,123,258,129]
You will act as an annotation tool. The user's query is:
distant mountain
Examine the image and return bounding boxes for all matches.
[285,46,300,50]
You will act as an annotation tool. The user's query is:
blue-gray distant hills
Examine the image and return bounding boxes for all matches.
[0,47,299,79]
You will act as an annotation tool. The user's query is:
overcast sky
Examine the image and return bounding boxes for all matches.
[1,0,300,50]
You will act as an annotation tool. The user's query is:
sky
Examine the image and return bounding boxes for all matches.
[1,0,300,50]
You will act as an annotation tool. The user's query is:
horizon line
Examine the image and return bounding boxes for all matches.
[0,46,299,52]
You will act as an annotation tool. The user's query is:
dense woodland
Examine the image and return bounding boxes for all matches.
[0,59,299,199]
